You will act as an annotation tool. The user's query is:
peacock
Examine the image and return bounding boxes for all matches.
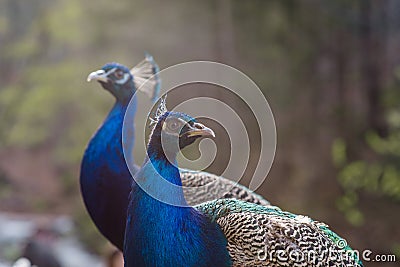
[81,55,270,251]
[123,99,363,267]
[81,54,161,251]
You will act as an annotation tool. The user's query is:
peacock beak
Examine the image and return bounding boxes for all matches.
[185,122,215,138]
[87,69,109,83]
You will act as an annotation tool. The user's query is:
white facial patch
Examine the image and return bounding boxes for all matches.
[115,72,131,85]
[162,117,188,136]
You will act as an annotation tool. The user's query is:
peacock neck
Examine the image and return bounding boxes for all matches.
[80,95,137,251]
[106,95,136,123]
[125,143,231,267]
[150,153,179,179]
[134,147,188,207]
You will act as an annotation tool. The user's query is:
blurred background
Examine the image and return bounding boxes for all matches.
[0,0,399,266]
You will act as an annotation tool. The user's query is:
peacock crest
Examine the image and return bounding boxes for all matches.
[149,94,168,128]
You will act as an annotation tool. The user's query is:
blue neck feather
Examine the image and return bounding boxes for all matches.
[80,96,137,251]
[124,141,231,267]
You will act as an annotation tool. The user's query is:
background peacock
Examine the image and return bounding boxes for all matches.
[81,55,269,251]
[80,54,160,251]
[124,99,363,267]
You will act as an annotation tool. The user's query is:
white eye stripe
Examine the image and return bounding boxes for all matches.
[105,68,117,76]
[115,73,130,84]
[162,118,189,135]
[166,118,187,128]
[104,68,130,84]
[162,122,180,136]
[177,118,188,125]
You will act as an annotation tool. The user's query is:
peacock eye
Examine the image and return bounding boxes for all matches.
[167,119,181,132]
[114,70,124,79]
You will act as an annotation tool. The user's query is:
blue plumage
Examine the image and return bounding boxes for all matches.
[124,111,231,267]
[80,101,134,251]
[81,57,159,250]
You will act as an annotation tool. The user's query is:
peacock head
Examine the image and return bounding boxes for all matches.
[87,63,135,103]
[148,98,215,158]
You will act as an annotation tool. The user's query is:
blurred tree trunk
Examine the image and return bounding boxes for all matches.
[359,0,388,137]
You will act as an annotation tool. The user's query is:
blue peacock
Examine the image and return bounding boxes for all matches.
[80,54,161,251]
[123,98,363,267]
[81,54,269,251]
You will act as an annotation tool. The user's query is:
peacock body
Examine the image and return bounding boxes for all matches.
[124,102,363,267]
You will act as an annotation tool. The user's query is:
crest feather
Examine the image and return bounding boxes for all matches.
[130,53,161,102]
[148,95,168,128]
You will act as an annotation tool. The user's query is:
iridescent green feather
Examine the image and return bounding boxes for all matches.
[196,198,363,266]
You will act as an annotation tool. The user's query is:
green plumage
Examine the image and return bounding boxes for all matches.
[196,199,363,266]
